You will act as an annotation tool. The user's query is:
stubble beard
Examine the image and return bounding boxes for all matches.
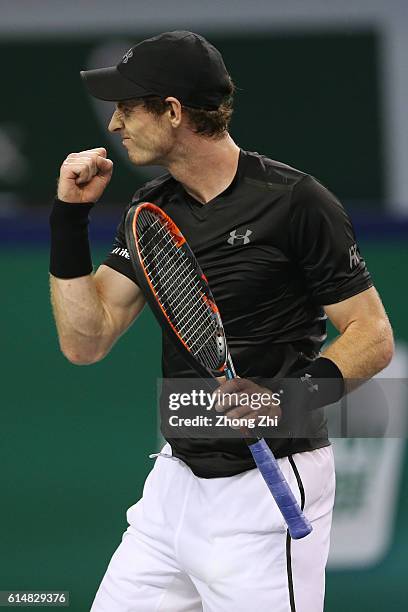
[127,141,172,168]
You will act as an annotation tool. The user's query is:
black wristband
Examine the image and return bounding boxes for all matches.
[251,357,344,438]
[254,356,345,411]
[292,356,344,410]
[49,198,94,279]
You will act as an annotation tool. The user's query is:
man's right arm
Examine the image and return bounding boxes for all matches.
[50,147,145,365]
[50,265,145,365]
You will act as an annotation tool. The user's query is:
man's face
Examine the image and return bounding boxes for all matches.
[108,100,175,166]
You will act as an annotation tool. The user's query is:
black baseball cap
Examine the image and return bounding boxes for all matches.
[80,30,232,110]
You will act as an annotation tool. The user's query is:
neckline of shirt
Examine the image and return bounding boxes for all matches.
[178,148,247,219]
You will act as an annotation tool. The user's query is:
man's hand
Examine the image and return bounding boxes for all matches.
[57,147,113,203]
[213,377,282,429]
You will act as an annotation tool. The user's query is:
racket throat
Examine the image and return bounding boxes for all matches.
[225,353,236,379]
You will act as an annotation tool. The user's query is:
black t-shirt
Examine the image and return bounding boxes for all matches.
[103,149,372,477]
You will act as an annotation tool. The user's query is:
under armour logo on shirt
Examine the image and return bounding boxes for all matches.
[122,49,134,63]
[301,373,319,393]
[227,229,252,245]
[349,243,360,269]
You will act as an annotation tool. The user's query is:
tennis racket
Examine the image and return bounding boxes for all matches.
[125,201,312,539]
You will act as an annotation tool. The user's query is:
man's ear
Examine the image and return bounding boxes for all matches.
[165,97,182,127]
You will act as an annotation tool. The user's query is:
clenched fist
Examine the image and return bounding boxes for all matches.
[57,147,113,204]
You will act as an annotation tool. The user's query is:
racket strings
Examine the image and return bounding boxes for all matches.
[144,229,206,327]
[151,239,215,348]
[143,227,218,365]
[136,209,223,370]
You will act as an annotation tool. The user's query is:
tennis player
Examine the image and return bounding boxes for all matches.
[49,31,394,611]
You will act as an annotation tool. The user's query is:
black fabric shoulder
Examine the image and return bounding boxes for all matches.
[132,171,176,203]
[288,175,373,305]
[243,150,307,189]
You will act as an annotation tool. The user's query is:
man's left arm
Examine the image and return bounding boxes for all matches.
[214,288,394,424]
[322,286,394,384]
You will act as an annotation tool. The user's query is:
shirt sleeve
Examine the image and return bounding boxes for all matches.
[288,175,373,305]
[101,203,139,286]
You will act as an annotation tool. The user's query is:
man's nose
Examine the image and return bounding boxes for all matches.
[108,109,123,133]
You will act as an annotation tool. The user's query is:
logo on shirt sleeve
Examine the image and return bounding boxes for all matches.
[227,229,252,245]
[349,243,361,269]
[122,49,134,64]
[111,246,130,259]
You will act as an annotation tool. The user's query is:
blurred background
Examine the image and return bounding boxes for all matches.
[1,1,407,609]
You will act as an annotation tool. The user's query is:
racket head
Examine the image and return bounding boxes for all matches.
[125,202,227,377]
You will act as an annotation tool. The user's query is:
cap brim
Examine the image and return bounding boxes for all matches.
[80,66,152,101]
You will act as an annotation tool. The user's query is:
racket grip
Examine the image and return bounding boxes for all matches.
[247,438,313,539]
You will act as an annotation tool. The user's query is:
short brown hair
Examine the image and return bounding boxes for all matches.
[139,80,235,138]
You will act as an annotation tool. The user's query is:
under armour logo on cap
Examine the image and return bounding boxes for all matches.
[81,31,232,109]
[227,229,252,245]
[122,49,134,63]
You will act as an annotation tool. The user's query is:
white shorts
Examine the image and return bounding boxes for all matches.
[91,444,335,612]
